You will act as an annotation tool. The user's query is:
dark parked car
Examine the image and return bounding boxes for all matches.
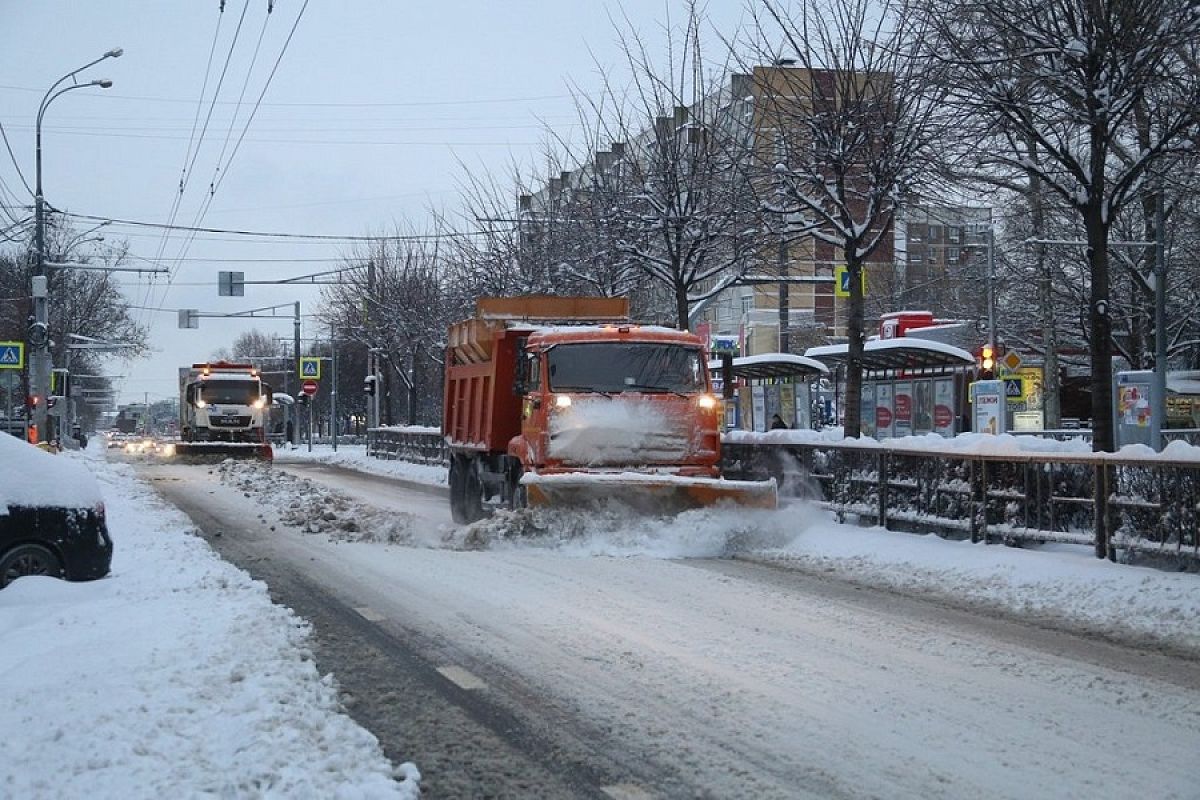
[0,436,113,589]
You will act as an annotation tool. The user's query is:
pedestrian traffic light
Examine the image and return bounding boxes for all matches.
[363,375,377,396]
[27,394,40,411]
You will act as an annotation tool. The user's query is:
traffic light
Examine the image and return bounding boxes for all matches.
[27,394,41,411]
[979,345,996,380]
[297,393,309,406]
[363,375,377,396]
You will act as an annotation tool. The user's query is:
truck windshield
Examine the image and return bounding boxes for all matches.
[199,380,261,405]
[547,343,704,394]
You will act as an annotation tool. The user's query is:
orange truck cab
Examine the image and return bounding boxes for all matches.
[442,296,774,523]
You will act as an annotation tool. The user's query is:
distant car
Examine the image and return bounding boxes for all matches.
[0,434,113,589]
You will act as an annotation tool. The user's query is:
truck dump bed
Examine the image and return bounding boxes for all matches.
[442,296,630,453]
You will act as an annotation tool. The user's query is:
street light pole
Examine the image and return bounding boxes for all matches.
[31,48,121,444]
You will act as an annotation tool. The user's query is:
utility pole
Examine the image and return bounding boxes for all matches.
[330,322,338,452]
[366,261,377,430]
[293,301,301,445]
[1153,191,1167,450]
[986,222,996,353]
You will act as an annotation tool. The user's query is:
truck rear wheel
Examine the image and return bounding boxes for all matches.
[449,454,484,524]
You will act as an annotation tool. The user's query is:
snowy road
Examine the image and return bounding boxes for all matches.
[143,461,1200,800]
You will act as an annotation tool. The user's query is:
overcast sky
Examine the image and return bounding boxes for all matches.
[1,1,750,407]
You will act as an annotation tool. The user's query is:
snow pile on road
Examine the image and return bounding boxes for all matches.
[0,449,419,798]
[214,460,440,546]
[276,444,447,488]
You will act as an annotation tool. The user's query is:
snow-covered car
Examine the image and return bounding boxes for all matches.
[0,433,112,589]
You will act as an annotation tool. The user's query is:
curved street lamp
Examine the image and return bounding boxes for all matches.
[29,48,122,445]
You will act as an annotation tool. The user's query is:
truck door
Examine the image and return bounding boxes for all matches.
[517,349,547,466]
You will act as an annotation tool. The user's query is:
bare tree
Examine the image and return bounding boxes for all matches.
[576,1,764,329]
[923,0,1200,451]
[747,0,947,437]
[323,233,457,426]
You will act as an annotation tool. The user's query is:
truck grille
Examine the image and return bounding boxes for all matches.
[210,415,252,428]
[548,398,692,467]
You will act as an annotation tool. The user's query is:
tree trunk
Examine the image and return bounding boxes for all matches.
[675,278,690,331]
[1086,202,1114,453]
[843,255,866,438]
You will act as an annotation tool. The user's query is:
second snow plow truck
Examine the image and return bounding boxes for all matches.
[442,296,776,522]
[176,361,273,461]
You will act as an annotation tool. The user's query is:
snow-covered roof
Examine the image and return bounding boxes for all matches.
[1167,372,1200,396]
[0,434,103,513]
[707,352,829,378]
[805,338,976,374]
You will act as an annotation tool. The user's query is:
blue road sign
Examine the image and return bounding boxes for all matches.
[299,357,321,379]
[0,341,24,370]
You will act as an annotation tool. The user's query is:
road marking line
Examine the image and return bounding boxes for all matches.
[354,606,386,622]
[437,665,487,691]
[600,785,654,800]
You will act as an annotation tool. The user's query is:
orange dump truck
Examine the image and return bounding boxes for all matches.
[442,296,777,523]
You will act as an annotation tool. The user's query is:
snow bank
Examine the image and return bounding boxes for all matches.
[0,448,419,798]
[756,509,1200,655]
[0,432,103,513]
[275,444,447,487]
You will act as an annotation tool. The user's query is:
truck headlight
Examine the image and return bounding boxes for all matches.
[252,397,266,409]
[697,394,718,410]
[195,399,207,408]
[554,394,572,409]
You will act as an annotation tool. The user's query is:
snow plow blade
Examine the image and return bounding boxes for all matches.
[522,472,777,513]
[172,442,273,462]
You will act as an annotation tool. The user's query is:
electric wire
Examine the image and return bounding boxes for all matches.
[65,211,497,240]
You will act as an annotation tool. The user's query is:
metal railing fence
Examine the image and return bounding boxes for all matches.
[365,427,1199,563]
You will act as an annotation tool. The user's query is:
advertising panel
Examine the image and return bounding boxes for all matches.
[912,379,934,435]
[933,378,955,438]
[876,382,895,439]
[752,385,767,432]
[971,380,1005,435]
[893,381,913,438]
[778,384,796,428]
[860,382,876,438]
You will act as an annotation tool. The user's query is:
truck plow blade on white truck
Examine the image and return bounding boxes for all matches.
[172,442,273,462]
[522,471,777,514]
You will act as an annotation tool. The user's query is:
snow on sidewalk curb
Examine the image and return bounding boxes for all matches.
[0,452,420,799]
[752,516,1200,657]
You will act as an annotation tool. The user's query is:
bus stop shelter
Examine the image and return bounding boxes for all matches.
[709,353,829,431]
[804,339,976,437]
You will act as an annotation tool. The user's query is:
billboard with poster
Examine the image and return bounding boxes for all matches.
[876,382,895,439]
[933,378,955,438]
[860,383,877,438]
[912,379,934,435]
[893,381,913,437]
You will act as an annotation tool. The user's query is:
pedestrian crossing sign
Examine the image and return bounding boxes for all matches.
[299,357,321,379]
[0,341,24,370]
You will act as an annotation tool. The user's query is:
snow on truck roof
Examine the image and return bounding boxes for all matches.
[527,324,699,339]
[0,434,103,514]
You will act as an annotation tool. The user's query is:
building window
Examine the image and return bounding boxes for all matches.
[948,227,960,243]
[947,247,960,264]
